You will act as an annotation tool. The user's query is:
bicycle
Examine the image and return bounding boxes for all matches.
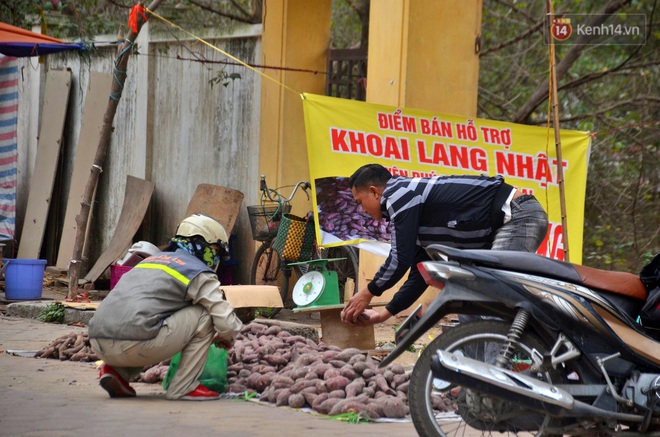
[247,175,359,318]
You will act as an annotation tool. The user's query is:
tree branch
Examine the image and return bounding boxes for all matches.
[480,20,544,56]
[187,0,260,24]
[512,0,632,124]
[558,60,660,92]
[526,96,660,124]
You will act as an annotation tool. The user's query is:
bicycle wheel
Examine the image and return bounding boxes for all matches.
[321,245,359,304]
[249,241,302,318]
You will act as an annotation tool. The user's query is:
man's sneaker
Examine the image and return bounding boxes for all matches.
[179,385,220,401]
[99,364,136,398]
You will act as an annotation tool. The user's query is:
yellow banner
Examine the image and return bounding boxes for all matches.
[302,93,590,263]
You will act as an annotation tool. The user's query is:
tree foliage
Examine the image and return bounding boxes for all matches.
[479,0,659,272]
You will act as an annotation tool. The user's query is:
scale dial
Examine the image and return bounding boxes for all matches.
[292,271,326,306]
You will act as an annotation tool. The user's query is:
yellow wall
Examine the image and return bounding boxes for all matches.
[259,0,331,213]
[363,0,483,313]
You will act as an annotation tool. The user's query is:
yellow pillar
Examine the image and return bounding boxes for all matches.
[259,0,331,211]
[362,0,483,312]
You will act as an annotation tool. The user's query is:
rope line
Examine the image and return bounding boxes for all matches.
[110,39,134,101]
[146,8,301,96]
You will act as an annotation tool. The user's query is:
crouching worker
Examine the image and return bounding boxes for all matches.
[89,214,243,401]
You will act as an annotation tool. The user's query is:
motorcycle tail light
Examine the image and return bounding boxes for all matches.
[418,261,475,289]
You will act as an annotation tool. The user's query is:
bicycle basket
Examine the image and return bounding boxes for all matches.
[247,204,291,241]
[272,213,315,262]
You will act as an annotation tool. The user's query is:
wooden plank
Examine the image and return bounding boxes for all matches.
[184,184,244,233]
[319,307,375,350]
[17,70,72,259]
[56,72,113,269]
[83,175,154,283]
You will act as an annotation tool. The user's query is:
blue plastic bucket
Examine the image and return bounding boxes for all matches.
[3,259,46,300]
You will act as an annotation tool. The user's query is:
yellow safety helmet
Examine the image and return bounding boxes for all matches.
[176,213,228,247]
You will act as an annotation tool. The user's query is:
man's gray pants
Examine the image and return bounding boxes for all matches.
[90,305,214,399]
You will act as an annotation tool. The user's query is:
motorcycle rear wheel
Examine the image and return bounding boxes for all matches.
[409,320,566,437]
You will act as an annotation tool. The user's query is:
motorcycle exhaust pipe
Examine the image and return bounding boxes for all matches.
[431,350,651,423]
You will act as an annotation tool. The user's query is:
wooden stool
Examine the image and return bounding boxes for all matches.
[295,304,375,350]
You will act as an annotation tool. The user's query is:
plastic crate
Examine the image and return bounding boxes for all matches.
[247,204,291,241]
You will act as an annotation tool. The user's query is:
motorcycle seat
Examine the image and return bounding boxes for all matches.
[428,245,648,301]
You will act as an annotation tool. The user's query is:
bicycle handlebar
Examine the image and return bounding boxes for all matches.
[260,175,311,204]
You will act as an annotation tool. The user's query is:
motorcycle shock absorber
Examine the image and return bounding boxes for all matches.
[496,308,530,369]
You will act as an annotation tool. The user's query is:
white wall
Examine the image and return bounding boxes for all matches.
[16,23,263,282]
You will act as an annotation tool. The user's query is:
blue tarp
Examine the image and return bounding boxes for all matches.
[0,21,84,58]
[0,42,85,58]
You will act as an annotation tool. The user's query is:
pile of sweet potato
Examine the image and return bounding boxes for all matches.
[34,331,99,362]
[226,322,411,420]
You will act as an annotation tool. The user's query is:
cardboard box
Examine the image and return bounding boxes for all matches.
[221,285,283,309]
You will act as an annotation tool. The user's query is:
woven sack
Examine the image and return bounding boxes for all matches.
[272,213,315,262]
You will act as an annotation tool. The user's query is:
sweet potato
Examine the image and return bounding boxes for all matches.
[275,388,292,406]
[290,367,309,381]
[276,330,291,338]
[315,397,343,415]
[256,372,276,392]
[288,393,306,408]
[304,371,318,380]
[302,390,318,407]
[321,350,339,363]
[374,374,394,394]
[389,363,405,375]
[315,380,328,393]
[327,389,346,399]
[366,399,384,417]
[351,361,368,375]
[246,372,262,389]
[263,325,281,336]
[311,392,330,411]
[325,376,350,392]
[328,399,369,416]
[362,386,375,398]
[383,370,394,383]
[374,395,407,418]
[139,366,162,383]
[267,387,279,403]
[348,353,366,364]
[310,363,331,377]
[227,383,248,393]
[323,368,340,381]
[339,365,357,380]
[289,379,316,394]
[392,373,408,388]
[271,375,295,389]
[328,359,347,369]
[335,347,363,362]
[396,380,410,394]
[283,335,308,346]
[264,354,288,367]
[364,404,382,420]
[294,353,318,367]
[344,378,366,398]
[362,368,375,379]
[249,322,268,335]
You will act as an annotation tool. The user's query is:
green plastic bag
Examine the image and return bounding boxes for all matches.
[162,344,228,393]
